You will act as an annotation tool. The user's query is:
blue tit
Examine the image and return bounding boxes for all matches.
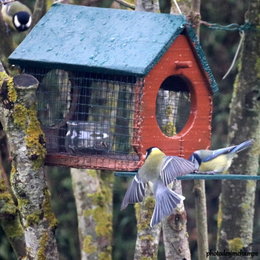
[1,1,32,32]
[189,139,254,174]
[121,147,196,227]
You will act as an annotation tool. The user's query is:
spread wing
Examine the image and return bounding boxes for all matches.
[160,156,196,186]
[120,175,146,210]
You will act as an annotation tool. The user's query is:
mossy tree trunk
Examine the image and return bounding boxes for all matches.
[0,65,59,259]
[217,0,260,258]
[71,169,113,260]
[162,181,191,260]
[134,188,161,260]
[0,151,26,258]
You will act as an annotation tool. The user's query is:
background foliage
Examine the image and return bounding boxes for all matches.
[0,0,259,259]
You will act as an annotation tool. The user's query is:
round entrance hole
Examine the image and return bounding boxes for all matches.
[156,75,191,136]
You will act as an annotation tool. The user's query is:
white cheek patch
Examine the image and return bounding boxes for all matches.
[26,16,32,27]
[13,15,21,28]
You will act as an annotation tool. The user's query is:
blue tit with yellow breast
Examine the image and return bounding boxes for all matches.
[189,139,254,174]
[1,0,32,32]
[121,147,196,227]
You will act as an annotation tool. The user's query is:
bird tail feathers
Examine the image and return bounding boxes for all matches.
[150,180,185,227]
[231,139,254,154]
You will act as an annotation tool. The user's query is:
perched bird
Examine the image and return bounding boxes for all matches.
[121,147,196,227]
[189,139,254,174]
[1,0,32,32]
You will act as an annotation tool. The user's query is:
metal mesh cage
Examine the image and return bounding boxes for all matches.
[23,67,144,168]
[156,75,191,136]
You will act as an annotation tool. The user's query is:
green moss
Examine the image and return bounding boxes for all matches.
[84,173,113,238]
[247,180,255,190]
[241,202,250,210]
[0,72,17,103]
[12,103,46,169]
[256,57,260,79]
[13,104,27,130]
[228,237,244,251]
[0,179,7,192]
[0,72,8,85]
[217,204,222,229]
[83,235,97,254]
[7,77,17,103]
[43,189,58,229]
[10,164,17,185]
[162,122,176,136]
[37,232,48,260]
[25,108,46,169]
[135,196,155,231]
[140,257,155,260]
[84,206,112,237]
[0,180,17,216]
[1,215,24,239]
[139,235,154,241]
[98,248,112,260]
[87,169,98,178]
[17,198,29,209]
[26,210,41,227]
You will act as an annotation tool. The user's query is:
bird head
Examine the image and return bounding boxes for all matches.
[188,152,201,170]
[13,11,32,31]
[145,147,164,159]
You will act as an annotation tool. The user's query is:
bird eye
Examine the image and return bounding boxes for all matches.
[26,16,32,27]
[13,15,21,28]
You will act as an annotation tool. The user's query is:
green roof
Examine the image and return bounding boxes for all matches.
[9,4,218,92]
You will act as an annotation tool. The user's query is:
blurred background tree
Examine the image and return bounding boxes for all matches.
[0,0,259,259]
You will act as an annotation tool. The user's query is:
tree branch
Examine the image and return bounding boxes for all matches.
[0,68,59,259]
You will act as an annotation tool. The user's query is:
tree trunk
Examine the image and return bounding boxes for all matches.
[0,66,59,259]
[217,0,260,258]
[134,188,161,260]
[162,181,191,260]
[0,153,26,259]
[189,1,209,259]
[71,169,113,260]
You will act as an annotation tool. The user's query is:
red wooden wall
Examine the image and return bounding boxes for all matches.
[135,35,213,159]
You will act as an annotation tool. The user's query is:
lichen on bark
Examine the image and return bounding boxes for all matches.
[0,71,59,259]
[71,168,113,260]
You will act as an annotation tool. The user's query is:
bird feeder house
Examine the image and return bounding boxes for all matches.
[9,4,218,171]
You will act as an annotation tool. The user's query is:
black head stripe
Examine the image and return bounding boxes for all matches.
[193,153,202,165]
[145,147,157,159]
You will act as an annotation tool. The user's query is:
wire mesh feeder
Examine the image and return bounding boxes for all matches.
[24,67,143,170]
[156,75,191,136]
[8,5,219,171]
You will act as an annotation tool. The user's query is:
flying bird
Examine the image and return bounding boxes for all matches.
[121,147,196,227]
[189,139,254,174]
